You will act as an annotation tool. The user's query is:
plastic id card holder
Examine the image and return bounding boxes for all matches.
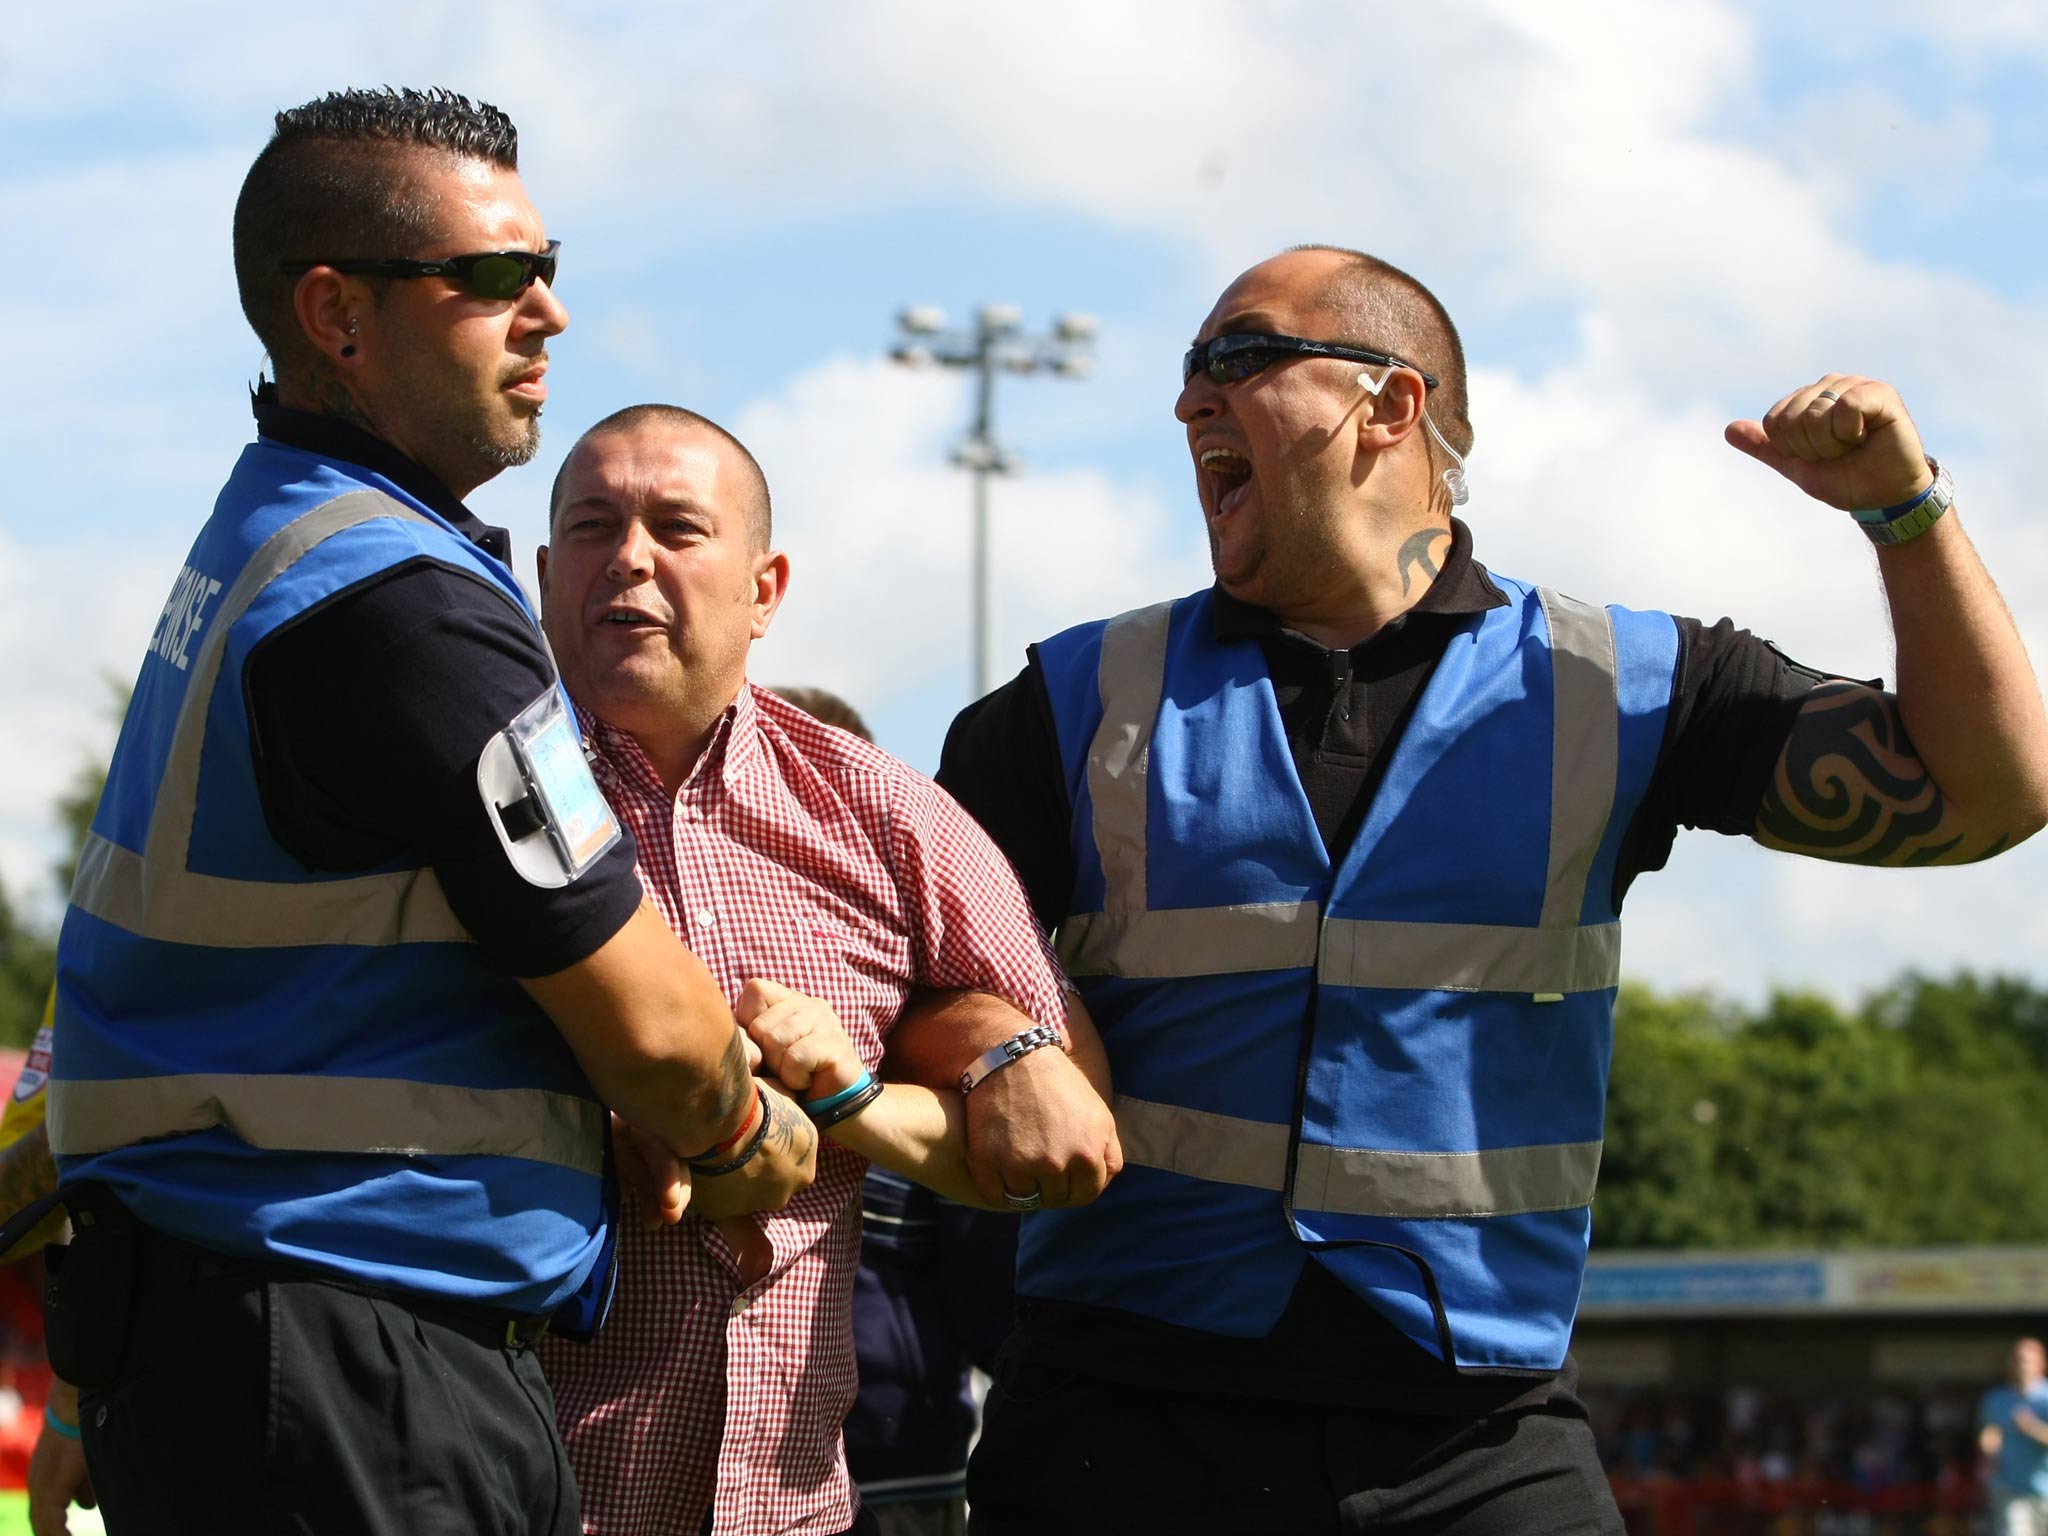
[478,687,623,888]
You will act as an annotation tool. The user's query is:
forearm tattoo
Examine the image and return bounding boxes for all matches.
[712,1027,754,1130]
[754,1086,816,1170]
[1756,682,1995,866]
[1397,527,1451,596]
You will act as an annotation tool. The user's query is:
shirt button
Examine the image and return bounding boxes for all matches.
[695,908,717,929]
[730,1294,751,1316]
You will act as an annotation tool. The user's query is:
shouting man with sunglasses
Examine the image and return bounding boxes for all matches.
[939,245,2048,1533]
[38,89,817,1535]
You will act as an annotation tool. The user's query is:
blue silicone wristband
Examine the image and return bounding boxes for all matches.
[43,1401,79,1440]
[1875,472,1939,520]
[804,1068,878,1120]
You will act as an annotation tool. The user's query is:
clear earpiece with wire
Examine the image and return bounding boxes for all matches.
[1359,370,1469,506]
[1422,413,1470,507]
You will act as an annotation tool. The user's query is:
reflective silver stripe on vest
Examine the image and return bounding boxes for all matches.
[1085,601,1175,920]
[1061,587,1622,994]
[1294,1137,1603,1218]
[1058,899,1318,978]
[1317,917,1620,994]
[1113,1095,1288,1191]
[1535,589,1618,931]
[69,491,471,948]
[47,1073,606,1177]
[1117,1095,1602,1216]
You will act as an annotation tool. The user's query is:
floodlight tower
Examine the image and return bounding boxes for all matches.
[890,304,1097,699]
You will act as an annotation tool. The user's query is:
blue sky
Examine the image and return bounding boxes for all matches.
[6,1,2048,1002]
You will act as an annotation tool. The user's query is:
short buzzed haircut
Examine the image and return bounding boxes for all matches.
[551,405,774,552]
[1288,245,1473,464]
[234,88,520,381]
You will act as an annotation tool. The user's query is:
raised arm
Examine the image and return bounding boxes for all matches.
[1727,375,2048,865]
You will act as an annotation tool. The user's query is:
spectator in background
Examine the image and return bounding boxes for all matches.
[773,687,1019,1536]
[1980,1338,2048,1535]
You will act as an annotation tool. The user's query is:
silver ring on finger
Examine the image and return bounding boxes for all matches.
[1001,1189,1043,1212]
[1816,389,1840,402]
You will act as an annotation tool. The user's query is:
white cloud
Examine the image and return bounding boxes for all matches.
[734,355,1206,710]
[0,530,184,923]
[5,0,2046,1006]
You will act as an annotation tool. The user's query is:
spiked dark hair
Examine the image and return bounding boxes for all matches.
[234,87,521,378]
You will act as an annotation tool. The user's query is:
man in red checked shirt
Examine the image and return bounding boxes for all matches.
[531,403,1121,1536]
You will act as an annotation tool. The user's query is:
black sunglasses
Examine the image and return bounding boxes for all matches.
[280,240,562,301]
[1183,332,1439,390]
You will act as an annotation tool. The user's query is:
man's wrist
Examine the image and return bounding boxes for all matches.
[959,1023,1065,1094]
[1852,457,1952,547]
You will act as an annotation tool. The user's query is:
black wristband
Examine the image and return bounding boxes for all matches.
[810,1076,885,1130]
[688,1096,773,1177]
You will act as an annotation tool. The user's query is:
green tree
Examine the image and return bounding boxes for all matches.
[0,886,54,1050]
[1599,972,2048,1251]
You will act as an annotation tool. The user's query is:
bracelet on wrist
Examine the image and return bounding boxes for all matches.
[803,1068,877,1121]
[43,1401,80,1441]
[691,1080,763,1165]
[811,1076,885,1130]
[959,1023,1065,1095]
[689,1088,772,1177]
[1850,456,1953,548]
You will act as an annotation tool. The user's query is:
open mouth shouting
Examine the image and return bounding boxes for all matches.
[1199,444,1255,519]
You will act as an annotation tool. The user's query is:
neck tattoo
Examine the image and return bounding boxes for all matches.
[1396,527,1452,596]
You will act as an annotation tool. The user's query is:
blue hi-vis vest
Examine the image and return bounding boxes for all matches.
[50,438,612,1320]
[1027,581,1679,1371]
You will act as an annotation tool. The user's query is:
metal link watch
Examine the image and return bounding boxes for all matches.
[1851,457,1953,547]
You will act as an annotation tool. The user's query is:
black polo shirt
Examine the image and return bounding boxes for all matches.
[937,519,1831,1412]
[241,389,642,977]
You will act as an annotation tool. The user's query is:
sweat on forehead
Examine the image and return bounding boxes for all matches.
[550,405,773,550]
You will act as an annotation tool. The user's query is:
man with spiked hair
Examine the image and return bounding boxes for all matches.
[43,89,815,1534]
[941,245,2048,1532]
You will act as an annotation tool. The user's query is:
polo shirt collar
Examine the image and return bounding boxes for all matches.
[250,381,513,564]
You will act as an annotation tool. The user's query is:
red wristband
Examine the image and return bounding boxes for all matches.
[696,1080,762,1163]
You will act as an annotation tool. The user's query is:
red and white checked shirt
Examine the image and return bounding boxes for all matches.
[538,683,1066,1536]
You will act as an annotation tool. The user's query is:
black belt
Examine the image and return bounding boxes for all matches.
[129,1221,552,1351]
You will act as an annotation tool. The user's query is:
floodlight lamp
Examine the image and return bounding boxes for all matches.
[898,306,947,335]
[1054,312,1099,342]
[1054,354,1096,378]
[977,303,1023,334]
[891,344,934,368]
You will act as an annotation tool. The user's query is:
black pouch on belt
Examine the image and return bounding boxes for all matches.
[43,1182,137,1390]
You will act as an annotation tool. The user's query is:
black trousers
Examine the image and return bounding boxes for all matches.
[74,1243,579,1536]
[967,1359,1622,1536]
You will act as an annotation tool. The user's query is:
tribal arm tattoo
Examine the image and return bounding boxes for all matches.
[1754,682,2006,866]
[1396,527,1451,597]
